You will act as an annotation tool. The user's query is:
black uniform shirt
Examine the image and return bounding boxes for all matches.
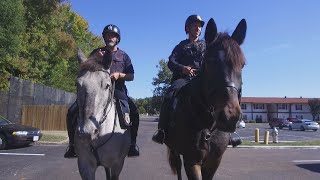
[90,47,134,93]
[168,39,206,82]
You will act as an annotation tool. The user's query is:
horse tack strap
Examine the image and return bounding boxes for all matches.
[99,80,116,126]
[90,107,117,166]
[90,80,117,166]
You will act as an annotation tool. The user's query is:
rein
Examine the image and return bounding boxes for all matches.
[89,79,117,165]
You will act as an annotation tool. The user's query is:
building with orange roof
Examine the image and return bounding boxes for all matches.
[241,96,320,122]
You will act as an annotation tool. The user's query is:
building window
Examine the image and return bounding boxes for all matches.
[255,115,262,122]
[278,104,287,110]
[296,115,303,119]
[295,104,302,110]
[241,104,247,110]
[253,104,264,110]
[242,114,247,120]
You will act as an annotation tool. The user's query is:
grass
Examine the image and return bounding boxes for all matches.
[241,140,320,146]
[39,131,68,143]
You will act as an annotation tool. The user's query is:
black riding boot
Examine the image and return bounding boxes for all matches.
[64,102,78,158]
[152,98,171,144]
[127,99,140,157]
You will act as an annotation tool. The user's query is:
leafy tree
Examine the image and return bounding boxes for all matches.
[0,0,25,90]
[152,59,172,97]
[138,106,146,114]
[0,0,103,93]
[20,0,103,92]
[308,98,320,121]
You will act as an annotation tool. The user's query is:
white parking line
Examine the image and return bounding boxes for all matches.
[293,160,320,163]
[0,153,45,156]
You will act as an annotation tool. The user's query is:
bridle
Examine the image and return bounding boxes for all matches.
[79,70,117,165]
[203,81,242,141]
[200,50,243,141]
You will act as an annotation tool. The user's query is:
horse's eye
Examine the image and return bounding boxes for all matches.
[101,80,110,89]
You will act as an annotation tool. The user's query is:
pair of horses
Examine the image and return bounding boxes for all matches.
[73,18,247,180]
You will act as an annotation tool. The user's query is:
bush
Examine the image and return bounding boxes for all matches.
[246,120,256,123]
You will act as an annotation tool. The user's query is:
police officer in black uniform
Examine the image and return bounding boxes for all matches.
[64,24,140,158]
[152,15,206,144]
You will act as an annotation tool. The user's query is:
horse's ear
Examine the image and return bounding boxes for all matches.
[77,48,88,64]
[231,19,247,45]
[205,18,218,44]
[103,49,112,69]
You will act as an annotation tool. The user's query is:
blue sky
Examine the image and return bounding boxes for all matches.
[68,0,320,99]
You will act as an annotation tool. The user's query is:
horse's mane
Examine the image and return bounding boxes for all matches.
[210,32,246,70]
[78,53,111,77]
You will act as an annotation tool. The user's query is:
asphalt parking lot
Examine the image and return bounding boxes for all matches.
[234,123,320,142]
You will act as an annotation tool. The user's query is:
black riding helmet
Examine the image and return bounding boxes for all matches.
[185,15,205,34]
[102,24,121,43]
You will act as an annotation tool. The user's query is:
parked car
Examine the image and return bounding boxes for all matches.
[287,117,298,123]
[289,119,319,131]
[0,115,42,150]
[237,119,246,128]
[268,118,291,129]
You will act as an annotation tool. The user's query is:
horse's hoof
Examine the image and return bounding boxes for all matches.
[127,144,140,157]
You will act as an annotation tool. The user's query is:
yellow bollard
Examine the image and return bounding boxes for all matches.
[264,131,269,144]
[255,128,259,143]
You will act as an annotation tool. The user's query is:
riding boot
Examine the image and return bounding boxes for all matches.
[127,99,140,157]
[64,102,78,158]
[152,97,171,144]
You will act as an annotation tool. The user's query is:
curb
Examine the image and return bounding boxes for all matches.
[35,139,68,145]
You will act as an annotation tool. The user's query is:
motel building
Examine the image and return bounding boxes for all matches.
[240,97,320,123]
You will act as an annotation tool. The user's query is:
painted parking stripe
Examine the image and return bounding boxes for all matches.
[0,153,45,156]
[293,160,320,163]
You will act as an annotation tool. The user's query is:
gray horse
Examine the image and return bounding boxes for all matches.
[74,48,131,180]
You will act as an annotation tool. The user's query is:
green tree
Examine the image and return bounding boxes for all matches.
[1,0,104,93]
[152,59,172,97]
[20,0,103,92]
[308,98,320,121]
[0,0,25,90]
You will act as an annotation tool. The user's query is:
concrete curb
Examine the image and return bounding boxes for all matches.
[36,139,69,145]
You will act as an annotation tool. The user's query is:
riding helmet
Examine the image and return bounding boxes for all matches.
[102,24,121,43]
[185,15,205,33]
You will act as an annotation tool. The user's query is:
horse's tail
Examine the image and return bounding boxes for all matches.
[167,148,181,175]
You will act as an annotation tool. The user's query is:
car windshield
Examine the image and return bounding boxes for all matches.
[0,116,13,125]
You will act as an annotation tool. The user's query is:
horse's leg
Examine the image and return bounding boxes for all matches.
[201,150,225,180]
[77,158,97,180]
[183,161,202,180]
[108,158,126,180]
[105,167,111,180]
[168,149,182,180]
[201,158,222,180]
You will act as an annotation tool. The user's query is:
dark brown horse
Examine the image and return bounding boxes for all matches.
[164,18,247,180]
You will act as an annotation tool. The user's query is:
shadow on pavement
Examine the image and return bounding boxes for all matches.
[296,163,320,173]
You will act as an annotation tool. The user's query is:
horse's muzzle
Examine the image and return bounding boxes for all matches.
[216,101,241,132]
[77,129,91,141]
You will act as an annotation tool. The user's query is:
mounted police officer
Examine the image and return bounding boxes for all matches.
[64,24,140,158]
[152,15,206,144]
[152,15,242,147]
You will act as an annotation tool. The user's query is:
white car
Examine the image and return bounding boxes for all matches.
[289,119,319,131]
[237,120,246,128]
